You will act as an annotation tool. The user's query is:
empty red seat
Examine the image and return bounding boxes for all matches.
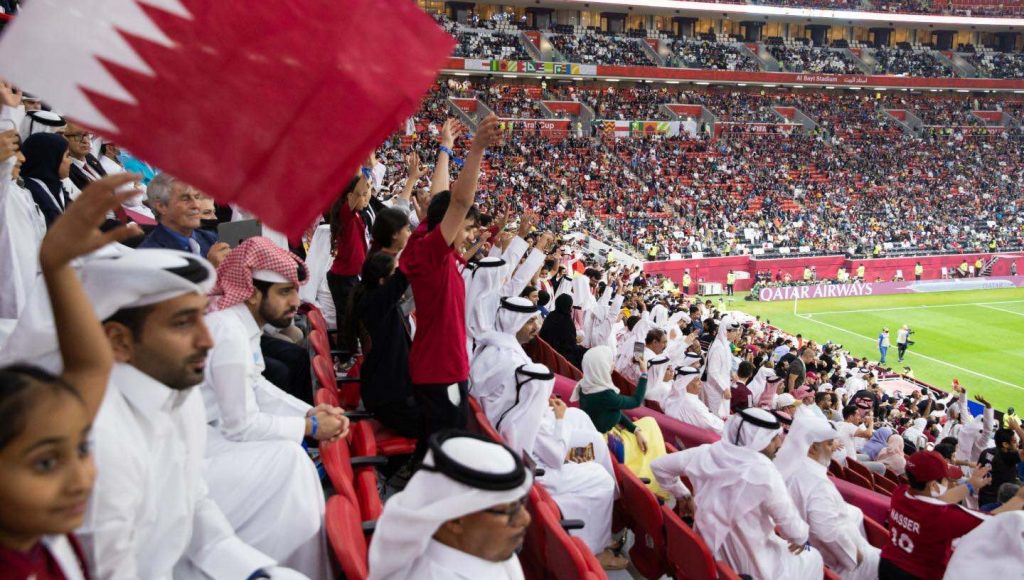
[320,422,385,523]
[662,504,717,580]
[325,495,369,580]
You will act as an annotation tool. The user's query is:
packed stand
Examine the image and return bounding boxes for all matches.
[968,50,1024,79]
[873,47,955,77]
[665,39,761,71]
[768,44,865,74]
[3,38,1024,580]
[451,30,532,61]
[547,85,676,120]
[548,32,657,66]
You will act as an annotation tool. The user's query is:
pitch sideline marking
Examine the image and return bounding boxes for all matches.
[803,299,1024,316]
[794,313,1024,393]
[976,303,1024,318]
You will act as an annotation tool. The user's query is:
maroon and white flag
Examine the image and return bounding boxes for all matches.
[0,0,454,237]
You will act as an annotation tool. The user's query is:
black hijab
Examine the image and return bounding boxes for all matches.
[20,133,68,194]
[540,293,577,357]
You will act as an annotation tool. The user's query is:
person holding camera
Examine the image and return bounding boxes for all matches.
[897,324,912,363]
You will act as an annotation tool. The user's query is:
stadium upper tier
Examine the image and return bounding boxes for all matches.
[393,79,1024,261]
[440,18,1024,80]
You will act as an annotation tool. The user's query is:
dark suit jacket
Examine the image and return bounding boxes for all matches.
[138,223,219,257]
[24,178,71,228]
[68,154,108,192]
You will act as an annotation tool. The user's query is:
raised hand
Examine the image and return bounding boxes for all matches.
[406,150,426,182]
[0,80,22,109]
[440,118,463,149]
[471,114,502,151]
[0,129,17,163]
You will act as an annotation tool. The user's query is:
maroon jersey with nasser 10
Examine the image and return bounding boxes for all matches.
[880,485,987,580]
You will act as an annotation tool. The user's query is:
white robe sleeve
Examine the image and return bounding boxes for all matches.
[186,479,277,578]
[206,330,307,443]
[765,476,810,545]
[803,485,860,571]
[500,236,529,282]
[503,247,545,298]
[1,104,25,132]
[651,452,694,499]
[533,417,570,471]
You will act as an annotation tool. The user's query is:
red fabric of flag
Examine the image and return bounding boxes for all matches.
[0,0,454,237]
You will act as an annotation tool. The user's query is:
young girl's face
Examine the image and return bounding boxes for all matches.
[0,389,95,549]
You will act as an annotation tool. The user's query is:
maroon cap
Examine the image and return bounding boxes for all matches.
[905,450,959,482]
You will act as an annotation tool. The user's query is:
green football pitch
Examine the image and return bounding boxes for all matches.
[730,287,1024,412]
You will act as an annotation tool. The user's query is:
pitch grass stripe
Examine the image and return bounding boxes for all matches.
[795,312,1024,393]
[976,303,1024,318]
[802,299,1024,316]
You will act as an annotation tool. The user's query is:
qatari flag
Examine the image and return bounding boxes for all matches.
[0,0,454,237]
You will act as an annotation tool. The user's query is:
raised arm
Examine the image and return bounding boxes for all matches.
[440,114,500,246]
[430,118,462,197]
[40,173,142,418]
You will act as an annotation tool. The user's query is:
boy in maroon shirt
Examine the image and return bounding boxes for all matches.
[400,114,501,459]
[880,450,1024,579]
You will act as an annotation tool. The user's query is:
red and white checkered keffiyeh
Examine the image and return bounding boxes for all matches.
[208,236,309,312]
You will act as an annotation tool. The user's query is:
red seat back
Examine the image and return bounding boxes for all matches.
[662,505,716,580]
[716,560,743,580]
[537,502,600,580]
[863,516,889,549]
[325,495,368,580]
[825,566,841,580]
[522,486,552,580]
[315,387,339,407]
[615,462,666,579]
[312,354,337,393]
[306,307,329,334]
[846,459,876,486]
[842,467,874,491]
[309,329,332,360]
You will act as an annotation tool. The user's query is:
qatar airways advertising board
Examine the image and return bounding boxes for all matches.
[757,276,1024,302]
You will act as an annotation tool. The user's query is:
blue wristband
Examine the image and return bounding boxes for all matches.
[309,415,319,438]
[439,145,464,168]
[966,482,975,495]
[247,570,270,580]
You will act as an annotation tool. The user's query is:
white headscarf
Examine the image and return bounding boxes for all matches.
[650,304,669,327]
[685,408,784,553]
[572,345,618,402]
[943,511,1024,579]
[494,363,555,458]
[368,433,534,580]
[471,298,540,425]
[747,366,780,403]
[465,257,507,340]
[0,248,215,370]
[774,414,839,480]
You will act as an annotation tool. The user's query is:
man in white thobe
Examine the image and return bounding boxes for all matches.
[76,249,306,579]
[368,431,534,580]
[651,408,823,580]
[775,414,880,580]
[663,366,725,434]
[470,296,539,418]
[703,315,742,417]
[492,362,624,569]
[201,237,347,579]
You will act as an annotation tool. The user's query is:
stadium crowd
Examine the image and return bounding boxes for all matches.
[2,5,1024,579]
[665,39,761,71]
[548,32,658,66]
[767,44,865,74]
[872,47,955,77]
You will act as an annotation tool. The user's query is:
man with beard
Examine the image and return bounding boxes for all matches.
[79,248,306,579]
[198,236,347,579]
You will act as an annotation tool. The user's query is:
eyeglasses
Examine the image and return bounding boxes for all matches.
[65,132,92,142]
[483,497,528,524]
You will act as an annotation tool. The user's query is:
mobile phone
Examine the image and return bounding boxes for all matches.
[217,219,262,248]
[633,341,645,357]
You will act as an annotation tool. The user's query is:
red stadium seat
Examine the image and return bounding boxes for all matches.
[311,354,361,410]
[863,516,889,549]
[319,422,385,522]
[716,560,743,580]
[662,505,717,580]
[842,467,874,491]
[536,502,603,580]
[613,458,667,579]
[845,459,876,488]
[824,567,841,580]
[308,328,333,361]
[305,306,330,336]
[522,486,553,580]
[325,495,369,580]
